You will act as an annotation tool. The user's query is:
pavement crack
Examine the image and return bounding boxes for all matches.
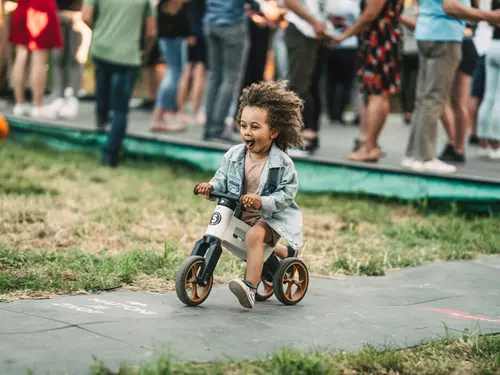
[375,295,462,307]
[0,307,151,349]
[0,320,117,335]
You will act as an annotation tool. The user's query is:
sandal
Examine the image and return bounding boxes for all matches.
[346,145,381,163]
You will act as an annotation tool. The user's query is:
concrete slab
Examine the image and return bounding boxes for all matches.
[1,257,499,375]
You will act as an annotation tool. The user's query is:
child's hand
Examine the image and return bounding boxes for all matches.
[194,183,213,199]
[240,194,262,210]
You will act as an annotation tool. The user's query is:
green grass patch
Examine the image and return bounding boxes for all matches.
[87,333,500,375]
[0,245,182,295]
[0,140,499,297]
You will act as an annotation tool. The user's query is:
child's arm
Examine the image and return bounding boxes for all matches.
[259,164,299,218]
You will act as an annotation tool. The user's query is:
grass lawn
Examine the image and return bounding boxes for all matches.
[1,140,499,375]
[0,140,499,300]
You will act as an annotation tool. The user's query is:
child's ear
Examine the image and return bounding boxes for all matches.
[270,128,279,139]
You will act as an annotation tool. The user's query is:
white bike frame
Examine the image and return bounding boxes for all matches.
[204,203,275,262]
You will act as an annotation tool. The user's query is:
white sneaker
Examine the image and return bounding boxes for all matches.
[228,279,255,309]
[58,97,79,119]
[401,157,424,171]
[13,103,31,116]
[478,147,490,158]
[422,158,457,174]
[489,148,500,160]
[30,105,62,119]
[42,98,66,119]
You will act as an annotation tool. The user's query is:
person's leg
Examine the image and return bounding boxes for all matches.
[272,28,288,80]
[440,101,456,145]
[102,63,139,167]
[485,46,500,156]
[451,72,472,155]
[228,220,275,308]
[11,45,29,111]
[336,48,357,122]
[325,48,339,122]
[202,26,223,138]
[405,42,461,172]
[51,14,69,99]
[308,45,324,141]
[284,24,320,151]
[190,61,206,117]
[177,61,194,115]
[469,54,486,144]
[29,49,49,109]
[152,37,184,131]
[209,23,248,138]
[347,93,389,161]
[93,58,112,131]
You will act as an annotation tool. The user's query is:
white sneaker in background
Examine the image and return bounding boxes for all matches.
[42,98,65,119]
[478,147,490,158]
[30,105,63,119]
[58,96,79,119]
[401,157,424,171]
[488,148,500,160]
[422,158,457,174]
[195,112,206,126]
[13,103,31,116]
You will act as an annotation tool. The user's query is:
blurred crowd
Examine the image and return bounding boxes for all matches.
[0,0,499,171]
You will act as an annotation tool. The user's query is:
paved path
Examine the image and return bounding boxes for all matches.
[1,256,499,375]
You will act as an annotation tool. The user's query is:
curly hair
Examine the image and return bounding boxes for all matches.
[236,80,304,152]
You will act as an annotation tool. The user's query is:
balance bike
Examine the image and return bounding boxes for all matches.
[175,189,309,307]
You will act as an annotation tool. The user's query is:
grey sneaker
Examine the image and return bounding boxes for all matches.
[228,279,255,309]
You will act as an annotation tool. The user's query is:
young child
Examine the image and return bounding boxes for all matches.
[194,80,305,309]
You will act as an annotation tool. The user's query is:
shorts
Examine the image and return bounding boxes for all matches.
[187,37,207,65]
[242,214,280,248]
[470,54,486,99]
[459,38,478,76]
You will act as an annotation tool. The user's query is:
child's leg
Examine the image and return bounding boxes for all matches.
[228,220,273,309]
[243,222,268,288]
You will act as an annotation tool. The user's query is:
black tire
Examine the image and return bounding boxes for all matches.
[175,255,213,306]
[255,279,274,301]
[273,258,309,305]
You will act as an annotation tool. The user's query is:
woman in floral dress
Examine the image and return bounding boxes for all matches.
[330,0,404,163]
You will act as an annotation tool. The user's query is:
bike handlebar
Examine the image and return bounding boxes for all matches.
[193,188,240,203]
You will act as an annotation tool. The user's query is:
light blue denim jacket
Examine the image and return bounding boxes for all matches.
[209,143,303,249]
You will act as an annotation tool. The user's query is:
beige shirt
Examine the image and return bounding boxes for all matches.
[240,152,268,225]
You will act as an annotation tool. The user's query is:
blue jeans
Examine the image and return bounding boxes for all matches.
[156,37,184,111]
[477,40,500,141]
[94,57,138,166]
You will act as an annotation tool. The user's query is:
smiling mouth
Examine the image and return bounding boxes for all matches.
[245,140,255,149]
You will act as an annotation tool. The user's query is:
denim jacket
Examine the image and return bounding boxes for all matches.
[209,143,303,250]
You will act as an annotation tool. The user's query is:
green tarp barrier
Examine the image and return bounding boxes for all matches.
[4,117,500,212]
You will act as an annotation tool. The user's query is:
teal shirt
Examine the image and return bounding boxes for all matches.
[415,0,470,42]
[84,0,155,66]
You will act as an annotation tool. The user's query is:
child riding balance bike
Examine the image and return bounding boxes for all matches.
[175,80,309,309]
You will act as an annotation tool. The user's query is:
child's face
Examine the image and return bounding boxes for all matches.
[239,106,279,158]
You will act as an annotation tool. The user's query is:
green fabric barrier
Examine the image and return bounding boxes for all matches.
[4,118,500,212]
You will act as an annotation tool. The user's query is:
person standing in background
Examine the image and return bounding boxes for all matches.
[151,0,193,133]
[9,0,64,117]
[438,17,479,164]
[468,0,493,145]
[176,0,208,127]
[202,0,261,142]
[82,0,156,167]
[400,0,419,125]
[330,0,404,163]
[44,0,89,119]
[476,0,500,159]
[324,0,360,125]
[402,0,498,174]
